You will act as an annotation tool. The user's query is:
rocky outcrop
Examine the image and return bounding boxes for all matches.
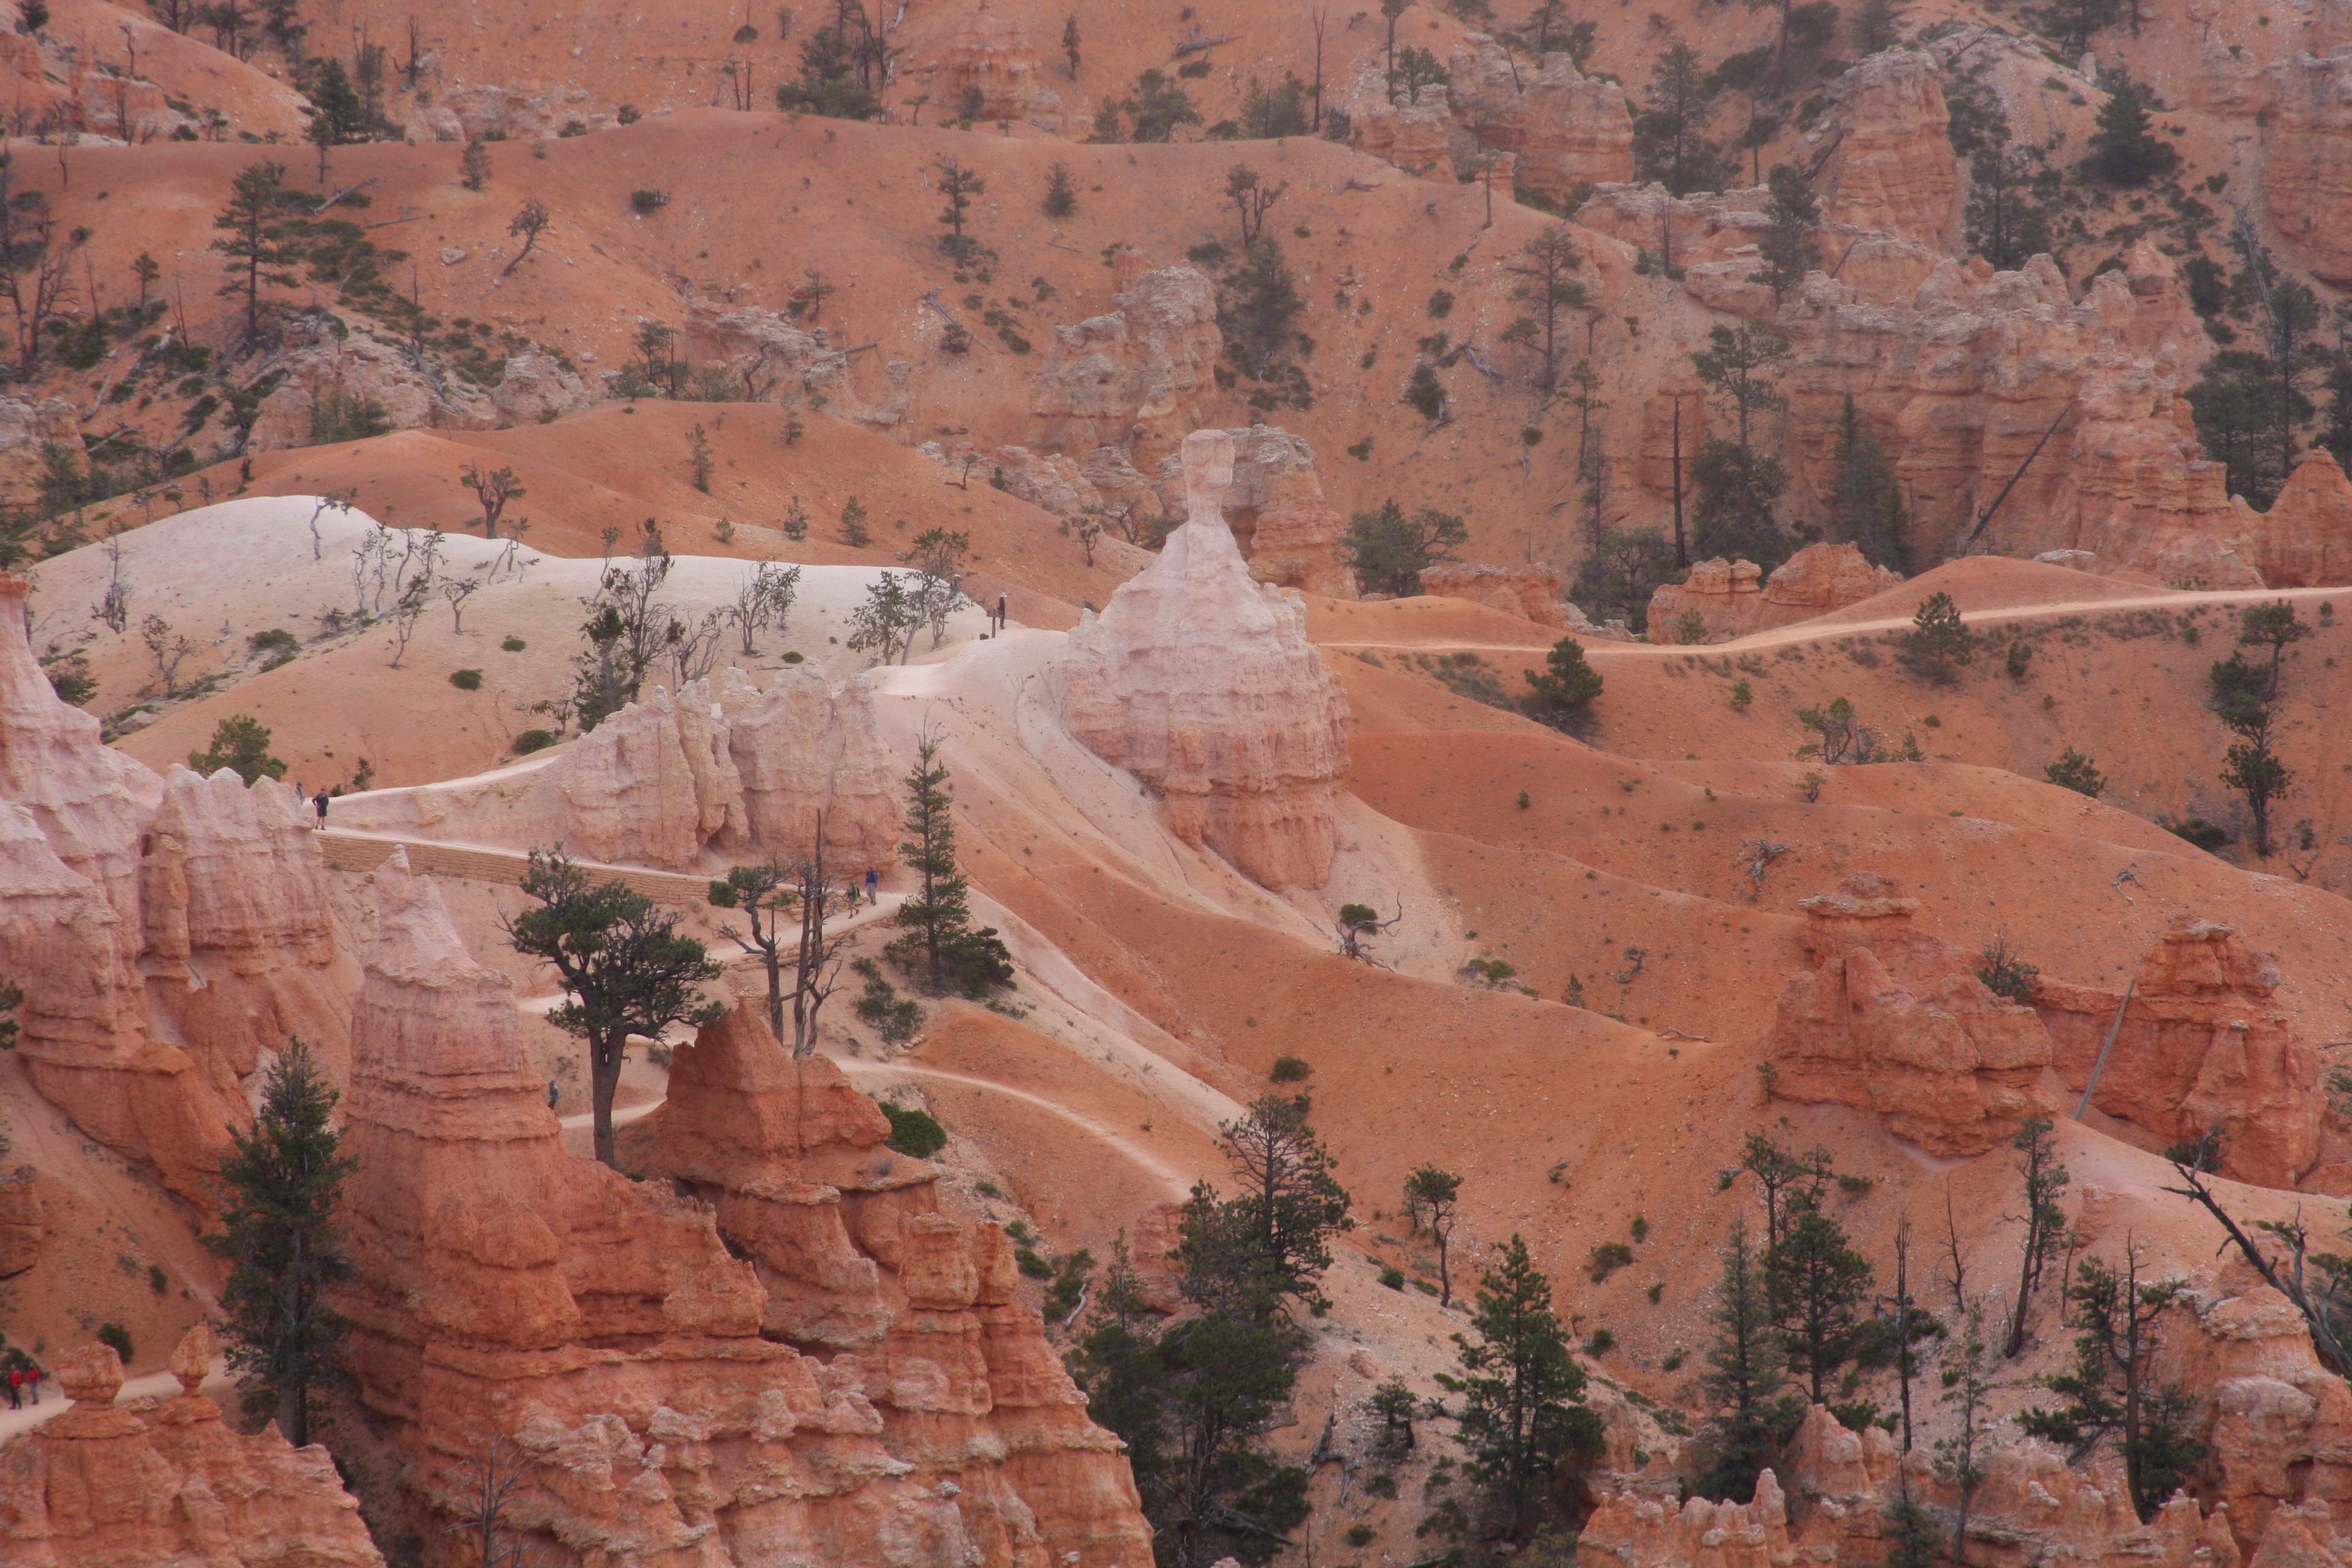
[1351,90,1458,179]
[1442,35,1634,198]
[0,572,351,1203]
[338,855,1151,1568]
[1151,426,1356,597]
[1766,874,2054,1155]
[1776,244,2257,580]
[1030,265,1221,456]
[2269,48,2352,286]
[2244,448,2352,586]
[489,353,596,425]
[1420,563,1567,626]
[716,664,900,874]
[917,0,1064,129]
[244,328,496,456]
[1584,1404,2241,1568]
[1055,430,1353,890]
[1820,50,1960,246]
[2037,920,2318,1189]
[140,766,354,1093]
[686,301,855,408]
[334,666,896,875]
[1645,543,1900,641]
[0,1330,384,1567]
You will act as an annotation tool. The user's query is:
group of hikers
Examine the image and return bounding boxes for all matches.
[3,1349,44,1410]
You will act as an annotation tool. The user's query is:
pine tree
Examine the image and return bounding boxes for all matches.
[1830,395,1912,572]
[211,160,302,345]
[887,731,1013,995]
[1177,1093,1351,1313]
[1403,1164,1462,1305]
[1523,636,1604,729]
[1696,1218,1804,1501]
[2005,1115,2069,1356]
[1898,591,1971,681]
[188,713,287,783]
[934,156,985,262]
[504,850,722,1166]
[1767,1198,1874,1403]
[1753,165,1820,301]
[1690,323,1794,567]
[1443,1235,1602,1540]
[1043,158,1077,218]
[2085,68,2179,187]
[1632,44,1735,195]
[459,137,492,191]
[208,1037,358,1448]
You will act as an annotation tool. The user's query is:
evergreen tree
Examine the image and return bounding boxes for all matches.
[1341,499,1467,595]
[1122,69,1202,141]
[776,0,886,119]
[1898,591,1971,681]
[211,160,302,345]
[1177,1093,1351,1313]
[188,713,287,783]
[1403,1163,1462,1305]
[459,137,492,191]
[2031,0,2120,54]
[1753,165,1820,301]
[1443,1235,1603,1540]
[1499,226,1587,391]
[2044,749,2106,797]
[887,731,1014,995]
[1570,528,1678,635]
[933,157,985,262]
[207,1037,358,1448]
[1216,238,1307,385]
[1690,323,1795,567]
[1042,158,1077,218]
[505,850,722,1166]
[1966,140,2056,271]
[2005,1114,2071,1356]
[1696,1219,1805,1501]
[1829,395,1912,572]
[1767,1198,1874,1403]
[2019,1243,2207,1518]
[2086,68,2180,187]
[1523,635,1604,729]
[1632,44,1736,195]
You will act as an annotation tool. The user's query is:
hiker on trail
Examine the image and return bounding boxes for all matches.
[6,1362,21,1410]
[995,593,1008,633]
[547,1079,560,1109]
[313,791,330,828]
[864,868,880,905]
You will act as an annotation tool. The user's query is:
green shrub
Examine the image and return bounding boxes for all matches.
[880,1102,947,1158]
[1015,1246,1053,1278]
[2166,817,2229,851]
[1977,935,2039,1003]
[1380,1264,1406,1290]
[1589,1241,1635,1283]
[449,668,484,690]
[512,728,557,754]
[97,1322,132,1362]
[501,635,526,652]
[1269,1054,1311,1083]
[1584,1327,1615,1356]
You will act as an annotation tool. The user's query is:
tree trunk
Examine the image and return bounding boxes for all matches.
[591,1033,623,1166]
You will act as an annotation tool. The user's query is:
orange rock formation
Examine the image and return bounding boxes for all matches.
[337,854,1151,1566]
[2038,919,2319,1189]
[1766,874,2054,1155]
[0,1330,385,1567]
[1420,563,1567,627]
[1056,429,1353,890]
[1645,542,1899,641]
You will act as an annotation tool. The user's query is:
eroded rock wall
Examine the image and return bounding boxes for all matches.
[1030,264,1221,456]
[1645,543,1899,642]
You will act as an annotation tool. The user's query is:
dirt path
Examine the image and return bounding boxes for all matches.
[1316,584,2348,658]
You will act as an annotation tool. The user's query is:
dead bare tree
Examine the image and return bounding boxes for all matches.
[445,1434,541,1568]
[2168,1146,2352,1382]
[1739,838,1792,897]
[792,812,852,1055]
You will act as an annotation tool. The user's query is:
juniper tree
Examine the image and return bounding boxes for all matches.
[1341,500,1466,596]
[207,1038,358,1448]
[188,714,287,783]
